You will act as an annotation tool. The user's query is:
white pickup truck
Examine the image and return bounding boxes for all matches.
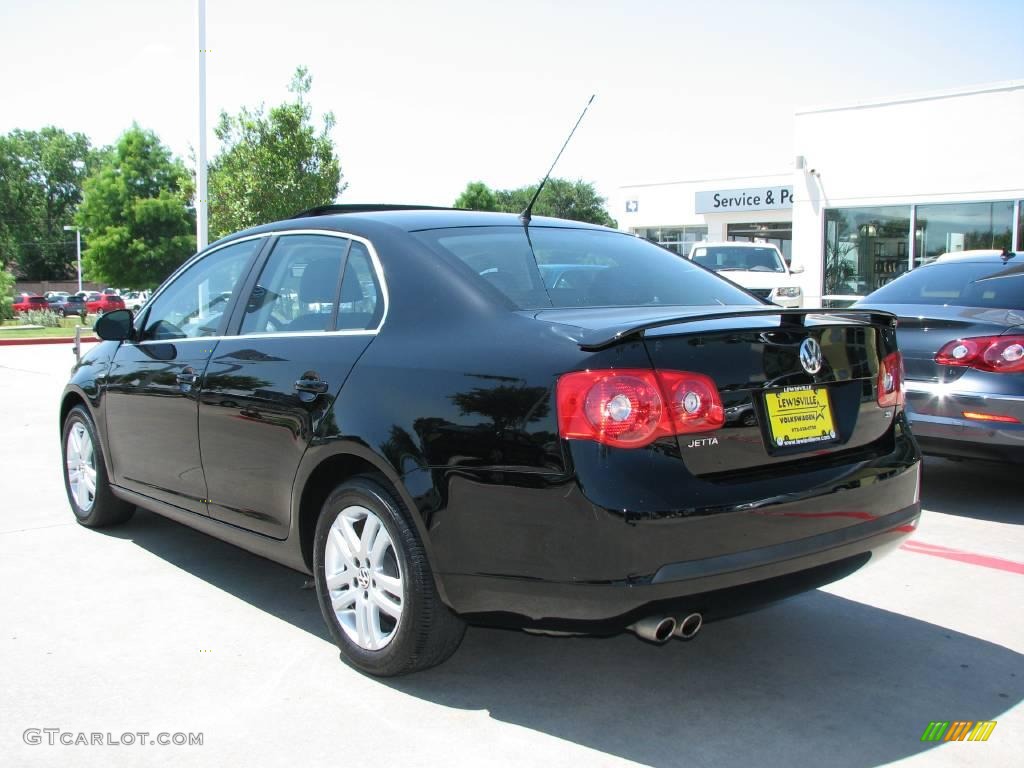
[687,241,804,307]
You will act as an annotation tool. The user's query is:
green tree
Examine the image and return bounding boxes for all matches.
[76,125,195,288]
[0,268,15,319]
[452,178,616,227]
[454,181,497,211]
[0,127,93,279]
[208,66,344,239]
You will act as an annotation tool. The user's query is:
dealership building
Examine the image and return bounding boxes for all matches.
[617,80,1024,306]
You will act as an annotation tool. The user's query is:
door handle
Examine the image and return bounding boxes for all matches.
[176,368,199,388]
[294,377,328,394]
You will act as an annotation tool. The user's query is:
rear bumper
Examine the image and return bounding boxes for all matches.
[905,382,1024,463]
[443,501,918,628]
[434,427,921,627]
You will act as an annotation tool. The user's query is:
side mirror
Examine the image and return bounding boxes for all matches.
[789,264,805,274]
[94,309,135,341]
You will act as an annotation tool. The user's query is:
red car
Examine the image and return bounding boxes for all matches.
[86,293,126,315]
[13,293,50,313]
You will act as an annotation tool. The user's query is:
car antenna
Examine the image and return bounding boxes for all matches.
[520,94,595,225]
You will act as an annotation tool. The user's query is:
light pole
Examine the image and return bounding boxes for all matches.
[196,0,209,250]
[63,225,82,293]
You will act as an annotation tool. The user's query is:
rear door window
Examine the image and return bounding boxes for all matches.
[239,234,347,335]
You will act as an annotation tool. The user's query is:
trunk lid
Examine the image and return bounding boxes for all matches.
[541,306,900,477]
[855,303,1024,383]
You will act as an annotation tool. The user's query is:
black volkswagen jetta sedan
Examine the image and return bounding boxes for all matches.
[60,206,921,676]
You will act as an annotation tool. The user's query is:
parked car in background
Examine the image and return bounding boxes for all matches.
[61,206,920,677]
[856,250,1024,463]
[13,293,50,313]
[122,290,150,312]
[935,248,1011,263]
[48,294,88,319]
[45,291,71,300]
[687,242,804,307]
[86,293,126,315]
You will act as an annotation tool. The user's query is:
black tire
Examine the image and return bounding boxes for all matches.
[61,405,135,528]
[313,475,466,676]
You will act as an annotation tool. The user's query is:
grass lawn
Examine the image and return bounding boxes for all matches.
[0,316,96,340]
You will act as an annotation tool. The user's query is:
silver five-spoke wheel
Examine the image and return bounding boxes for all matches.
[66,422,97,513]
[324,505,404,651]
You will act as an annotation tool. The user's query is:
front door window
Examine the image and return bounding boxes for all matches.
[142,239,262,340]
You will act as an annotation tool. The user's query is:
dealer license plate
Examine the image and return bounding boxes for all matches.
[764,385,837,448]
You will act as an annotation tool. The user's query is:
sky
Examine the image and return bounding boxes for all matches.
[2,0,1023,210]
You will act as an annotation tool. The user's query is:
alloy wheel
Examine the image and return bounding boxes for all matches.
[324,505,404,651]
[66,422,97,513]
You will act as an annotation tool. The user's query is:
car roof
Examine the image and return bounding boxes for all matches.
[688,240,782,252]
[690,241,781,249]
[933,249,1020,263]
[295,208,605,232]
[206,206,609,249]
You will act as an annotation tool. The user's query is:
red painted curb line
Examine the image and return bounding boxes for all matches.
[901,540,1024,575]
[0,336,98,346]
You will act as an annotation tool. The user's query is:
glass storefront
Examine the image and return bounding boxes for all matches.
[823,206,911,299]
[823,200,1017,301]
[1017,201,1023,251]
[727,222,793,264]
[914,201,1014,266]
[632,225,708,255]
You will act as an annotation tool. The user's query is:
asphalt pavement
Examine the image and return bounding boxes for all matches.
[1,343,1021,768]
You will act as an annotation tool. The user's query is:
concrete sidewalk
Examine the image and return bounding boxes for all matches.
[1,344,1021,768]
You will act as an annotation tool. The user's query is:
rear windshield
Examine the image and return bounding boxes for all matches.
[29,297,48,304]
[865,260,1024,309]
[690,245,785,273]
[412,226,758,310]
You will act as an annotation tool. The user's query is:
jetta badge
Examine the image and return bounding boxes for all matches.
[799,337,823,374]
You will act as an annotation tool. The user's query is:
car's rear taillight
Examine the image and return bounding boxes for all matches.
[935,335,1024,373]
[657,370,725,433]
[877,351,904,408]
[557,368,724,449]
[962,411,1021,424]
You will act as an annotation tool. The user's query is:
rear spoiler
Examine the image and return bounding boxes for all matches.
[578,308,898,351]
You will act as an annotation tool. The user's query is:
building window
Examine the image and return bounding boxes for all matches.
[1017,201,1023,251]
[632,226,708,255]
[727,222,793,264]
[824,206,910,299]
[914,201,1014,266]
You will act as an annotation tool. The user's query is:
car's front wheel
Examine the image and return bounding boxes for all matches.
[62,405,135,527]
[313,475,465,676]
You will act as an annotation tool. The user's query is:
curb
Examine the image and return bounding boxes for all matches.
[0,336,99,347]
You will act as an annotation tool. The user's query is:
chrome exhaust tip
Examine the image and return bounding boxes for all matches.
[628,615,677,644]
[675,612,703,640]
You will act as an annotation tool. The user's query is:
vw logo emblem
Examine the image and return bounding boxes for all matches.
[799,337,823,374]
